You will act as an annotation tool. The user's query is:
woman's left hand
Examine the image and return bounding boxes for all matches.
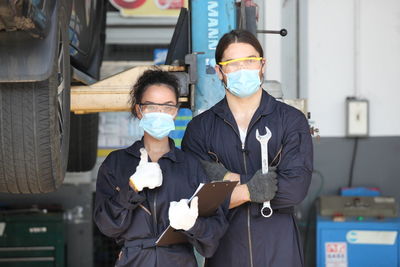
[168,197,198,231]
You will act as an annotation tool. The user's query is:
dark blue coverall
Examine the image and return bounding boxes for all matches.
[182,91,313,267]
[94,139,228,267]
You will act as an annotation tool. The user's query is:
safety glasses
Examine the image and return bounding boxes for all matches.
[139,102,179,115]
[219,56,263,66]
[219,57,264,73]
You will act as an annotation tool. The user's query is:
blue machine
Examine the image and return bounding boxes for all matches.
[191,0,236,114]
[317,216,400,267]
[169,108,193,148]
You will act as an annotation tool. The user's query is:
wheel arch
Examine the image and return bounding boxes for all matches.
[0,0,63,82]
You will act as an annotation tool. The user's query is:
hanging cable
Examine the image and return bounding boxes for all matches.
[348,137,359,187]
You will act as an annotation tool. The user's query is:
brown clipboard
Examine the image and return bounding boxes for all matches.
[155,180,238,246]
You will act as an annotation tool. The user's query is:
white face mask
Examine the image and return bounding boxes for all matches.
[139,112,175,140]
[224,69,262,98]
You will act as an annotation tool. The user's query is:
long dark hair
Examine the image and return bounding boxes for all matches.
[215,30,264,64]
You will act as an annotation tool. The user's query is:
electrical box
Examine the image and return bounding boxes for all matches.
[317,216,400,267]
[346,98,369,137]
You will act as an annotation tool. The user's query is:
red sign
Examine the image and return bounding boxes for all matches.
[325,242,347,267]
[111,0,147,9]
[111,0,184,10]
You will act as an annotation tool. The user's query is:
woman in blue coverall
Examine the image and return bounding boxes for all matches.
[94,69,228,267]
[182,30,313,266]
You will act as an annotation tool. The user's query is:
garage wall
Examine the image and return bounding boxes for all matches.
[266,0,400,136]
[264,0,283,84]
[305,0,400,137]
[264,0,301,99]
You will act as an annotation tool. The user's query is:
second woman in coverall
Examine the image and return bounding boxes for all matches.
[182,30,313,266]
[94,69,228,267]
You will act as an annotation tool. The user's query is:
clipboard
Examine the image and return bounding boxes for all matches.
[155,180,238,246]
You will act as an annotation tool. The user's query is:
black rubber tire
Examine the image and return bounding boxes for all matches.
[66,0,107,172]
[0,5,70,193]
[67,113,99,172]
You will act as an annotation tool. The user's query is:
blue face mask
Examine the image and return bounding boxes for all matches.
[139,112,175,140]
[225,69,262,98]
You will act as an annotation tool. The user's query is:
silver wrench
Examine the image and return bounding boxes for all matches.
[255,126,273,218]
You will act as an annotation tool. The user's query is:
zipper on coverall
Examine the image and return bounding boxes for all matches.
[224,116,262,267]
[153,192,158,236]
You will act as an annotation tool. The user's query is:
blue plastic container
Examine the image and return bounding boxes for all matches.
[316,215,400,267]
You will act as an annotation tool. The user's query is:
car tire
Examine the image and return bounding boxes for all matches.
[67,113,99,172]
[67,0,107,172]
[0,5,70,193]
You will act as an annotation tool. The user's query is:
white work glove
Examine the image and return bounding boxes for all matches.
[129,148,163,192]
[168,197,199,231]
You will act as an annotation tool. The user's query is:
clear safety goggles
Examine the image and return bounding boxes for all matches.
[218,57,264,72]
[139,102,179,115]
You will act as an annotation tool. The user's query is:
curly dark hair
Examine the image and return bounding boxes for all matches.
[130,68,180,118]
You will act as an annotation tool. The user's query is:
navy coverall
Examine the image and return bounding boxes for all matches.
[94,139,228,267]
[182,91,313,267]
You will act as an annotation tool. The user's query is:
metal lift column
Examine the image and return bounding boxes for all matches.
[190,0,236,114]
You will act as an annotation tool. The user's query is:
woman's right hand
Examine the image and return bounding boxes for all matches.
[168,197,198,231]
[129,148,163,192]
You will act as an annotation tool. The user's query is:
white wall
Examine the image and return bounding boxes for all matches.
[305,0,400,137]
[281,0,299,99]
[264,0,282,82]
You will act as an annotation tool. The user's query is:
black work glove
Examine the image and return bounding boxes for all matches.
[246,168,278,203]
[199,160,229,181]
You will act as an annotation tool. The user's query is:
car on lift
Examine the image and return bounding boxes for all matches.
[0,0,107,193]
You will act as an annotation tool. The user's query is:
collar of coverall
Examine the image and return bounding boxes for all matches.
[125,137,184,163]
[211,89,278,124]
